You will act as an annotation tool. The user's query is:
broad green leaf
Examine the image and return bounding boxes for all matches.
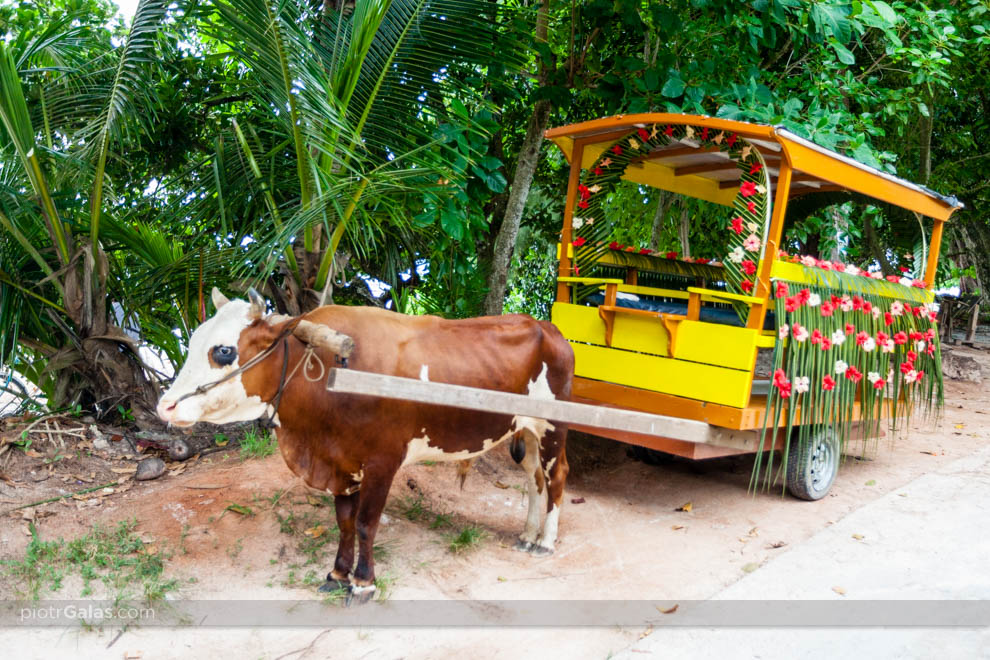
[831,39,856,65]
[661,76,685,98]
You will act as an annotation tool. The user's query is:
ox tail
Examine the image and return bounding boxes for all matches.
[509,430,526,464]
[456,459,474,490]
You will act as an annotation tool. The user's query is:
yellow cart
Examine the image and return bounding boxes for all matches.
[543,113,962,498]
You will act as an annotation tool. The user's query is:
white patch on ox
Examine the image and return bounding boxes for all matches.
[419,365,429,382]
[401,431,511,468]
[537,504,561,551]
[157,299,269,427]
[517,430,545,546]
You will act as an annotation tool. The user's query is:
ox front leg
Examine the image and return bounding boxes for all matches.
[533,436,569,556]
[347,462,399,606]
[319,492,358,593]
[514,430,545,553]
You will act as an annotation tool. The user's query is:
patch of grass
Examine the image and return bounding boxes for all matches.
[240,428,277,459]
[1,519,178,601]
[446,526,487,554]
[429,513,453,529]
[401,494,428,522]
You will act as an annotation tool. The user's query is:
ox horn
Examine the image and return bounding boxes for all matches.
[211,287,230,310]
[268,314,355,358]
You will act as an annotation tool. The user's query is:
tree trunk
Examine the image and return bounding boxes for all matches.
[677,202,691,258]
[482,99,551,315]
[649,191,672,251]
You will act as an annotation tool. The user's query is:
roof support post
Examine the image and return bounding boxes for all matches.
[556,139,586,303]
[746,161,792,330]
[924,218,944,289]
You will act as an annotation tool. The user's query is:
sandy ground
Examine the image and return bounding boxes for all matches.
[1,348,988,658]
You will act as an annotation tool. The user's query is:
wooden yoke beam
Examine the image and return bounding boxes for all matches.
[747,163,792,330]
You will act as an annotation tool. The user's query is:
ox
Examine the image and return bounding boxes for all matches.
[157,288,573,602]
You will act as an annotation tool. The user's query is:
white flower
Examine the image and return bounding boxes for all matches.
[793,324,809,342]
[867,371,882,384]
[861,337,876,352]
[728,246,745,263]
[779,324,790,340]
[839,295,853,312]
[915,340,926,352]
[831,329,846,346]
[890,301,904,317]
[881,338,895,353]
[835,360,848,375]
[807,293,821,307]
[746,221,759,233]
[801,255,817,267]
[844,264,861,275]
[794,376,810,394]
[743,234,761,252]
[872,307,881,320]
[904,369,919,384]
[572,217,585,229]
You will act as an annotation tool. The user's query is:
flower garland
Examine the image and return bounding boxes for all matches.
[753,279,943,489]
[778,252,926,288]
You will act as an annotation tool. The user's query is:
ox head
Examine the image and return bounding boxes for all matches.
[157,288,273,427]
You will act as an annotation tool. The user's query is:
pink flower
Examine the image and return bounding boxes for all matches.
[773,369,792,398]
[820,337,832,351]
[893,331,908,345]
[811,329,823,345]
[743,234,761,251]
[747,201,756,213]
[779,324,790,340]
[740,181,758,197]
[820,301,834,317]
[785,297,800,313]
[856,331,870,346]
[845,323,855,335]
[775,282,789,299]
[792,324,809,343]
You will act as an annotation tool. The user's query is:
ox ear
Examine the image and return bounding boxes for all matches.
[211,287,230,310]
[247,287,267,320]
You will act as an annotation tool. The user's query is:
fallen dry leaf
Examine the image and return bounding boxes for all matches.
[138,544,158,556]
[675,502,692,513]
[570,497,586,504]
[852,533,865,541]
[671,525,685,531]
[742,562,759,573]
[920,451,937,456]
[639,625,654,640]
[748,526,759,537]
[494,481,509,490]
[832,586,847,596]
[306,496,324,507]
[111,466,138,474]
[767,541,787,549]
[657,604,679,615]
[303,525,326,539]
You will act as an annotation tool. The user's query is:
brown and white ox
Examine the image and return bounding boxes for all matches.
[157,288,573,601]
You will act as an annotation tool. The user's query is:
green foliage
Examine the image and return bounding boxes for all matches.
[446,525,487,554]
[240,428,277,459]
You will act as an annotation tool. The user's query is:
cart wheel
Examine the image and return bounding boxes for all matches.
[786,427,839,501]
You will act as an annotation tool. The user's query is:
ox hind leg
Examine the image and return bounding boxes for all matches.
[533,427,568,556]
[319,491,358,593]
[513,429,546,553]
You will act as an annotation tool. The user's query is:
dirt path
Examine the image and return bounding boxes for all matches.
[1,348,988,658]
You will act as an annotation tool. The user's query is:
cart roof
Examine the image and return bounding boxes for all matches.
[545,113,963,221]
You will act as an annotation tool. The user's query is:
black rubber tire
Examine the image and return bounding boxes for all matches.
[786,426,840,501]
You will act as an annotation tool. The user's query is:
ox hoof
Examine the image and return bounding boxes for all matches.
[345,584,377,607]
[514,539,534,553]
[318,577,350,594]
[529,544,554,557]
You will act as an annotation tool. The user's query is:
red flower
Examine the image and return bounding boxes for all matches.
[811,329,823,345]
[740,181,758,197]
[856,331,870,346]
[625,246,636,252]
[696,257,711,264]
[929,310,937,322]
[916,370,925,382]
[899,266,910,273]
[884,312,894,326]
[797,288,811,303]
[862,301,872,313]
[701,127,709,141]
[747,201,756,213]
[877,331,889,343]
[831,295,841,306]
[775,282,789,299]
[611,144,623,155]
[664,125,675,137]
[927,343,936,356]
[893,331,908,345]
[741,279,754,293]
[665,251,678,259]
[637,128,650,141]
[900,361,915,374]
[822,375,836,391]
[911,305,923,318]
[773,369,792,398]
[925,328,935,341]
[852,295,863,311]
[639,248,651,255]
[573,237,587,247]
[578,200,588,209]
[727,133,738,147]
[749,161,763,175]
[886,275,901,283]
[578,184,591,200]
[593,166,603,176]
[912,279,926,288]
[909,331,922,341]
[785,296,800,313]
[820,337,832,351]
[845,366,863,383]
[730,216,744,234]
[845,323,855,335]
[873,379,885,390]
[821,301,834,317]
[609,241,621,250]
[741,260,757,275]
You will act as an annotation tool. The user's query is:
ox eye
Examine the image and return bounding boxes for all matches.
[212,345,237,366]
